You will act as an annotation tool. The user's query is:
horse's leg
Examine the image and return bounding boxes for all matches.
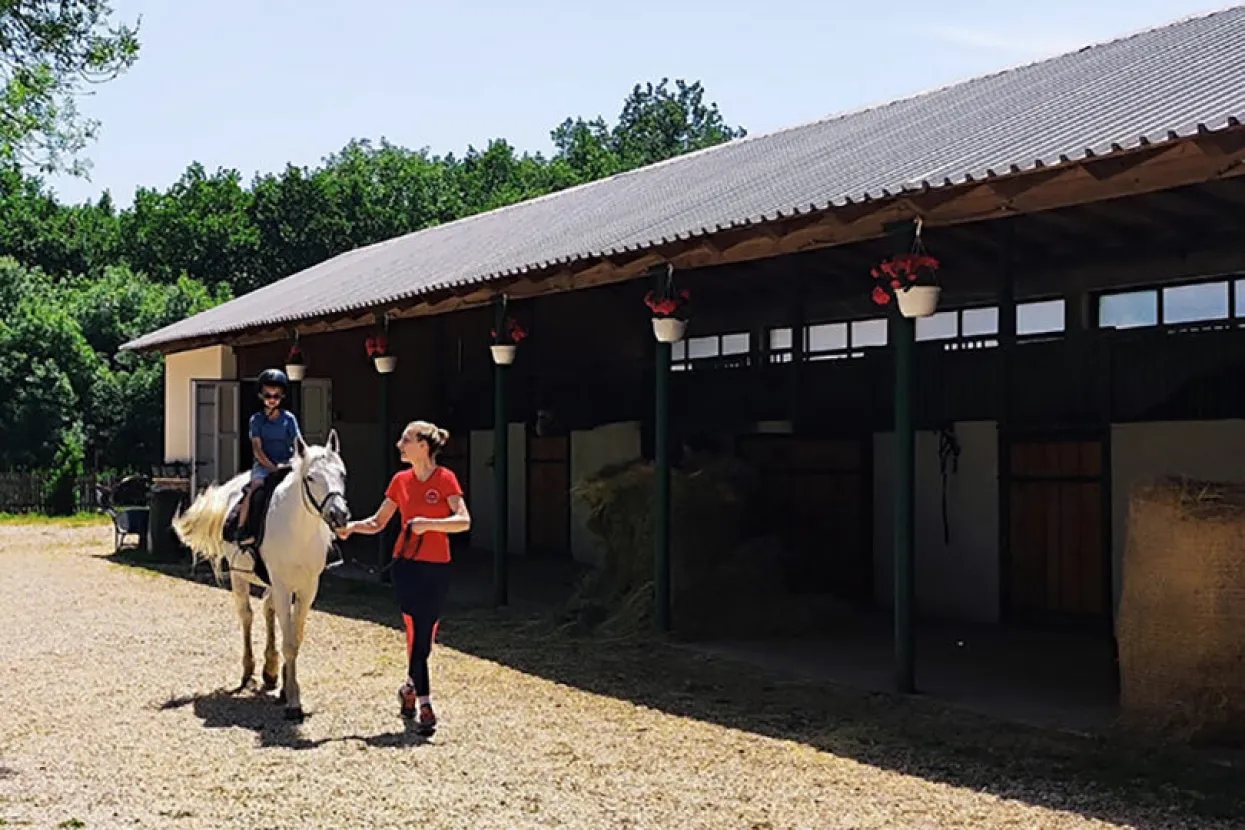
[293,578,319,649]
[273,585,304,720]
[229,571,254,691]
[280,584,318,720]
[261,589,279,691]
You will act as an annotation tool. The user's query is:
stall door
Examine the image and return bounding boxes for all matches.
[1008,437,1110,620]
[299,379,333,445]
[192,380,240,496]
[527,435,570,557]
[737,434,872,601]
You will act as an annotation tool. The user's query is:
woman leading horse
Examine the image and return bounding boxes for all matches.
[337,420,470,735]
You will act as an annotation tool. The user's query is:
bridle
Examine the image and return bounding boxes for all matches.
[298,460,350,573]
[299,465,347,530]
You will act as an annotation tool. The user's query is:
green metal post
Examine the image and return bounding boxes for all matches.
[378,369,392,576]
[888,219,918,694]
[654,336,672,632]
[493,295,510,607]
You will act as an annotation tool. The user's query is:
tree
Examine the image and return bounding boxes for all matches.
[0,1,140,175]
[552,78,746,181]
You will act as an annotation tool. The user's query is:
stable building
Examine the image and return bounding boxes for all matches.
[126,8,1245,698]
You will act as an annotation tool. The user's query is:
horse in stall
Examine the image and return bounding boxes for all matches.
[173,431,349,721]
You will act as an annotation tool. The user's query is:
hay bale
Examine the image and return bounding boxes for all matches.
[1117,476,1245,744]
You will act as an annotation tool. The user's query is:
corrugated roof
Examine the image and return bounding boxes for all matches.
[125,6,1245,352]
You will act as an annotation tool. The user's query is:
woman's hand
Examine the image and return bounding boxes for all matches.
[407,517,432,535]
[335,523,353,540]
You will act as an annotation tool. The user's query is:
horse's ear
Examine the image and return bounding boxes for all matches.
[294,433,309,459]
[326,428,340,455]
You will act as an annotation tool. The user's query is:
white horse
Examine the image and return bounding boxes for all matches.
[173,430,349,721]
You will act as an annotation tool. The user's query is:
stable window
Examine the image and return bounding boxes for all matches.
[671,331,753,371]
[1097,278,1237,330]
[806,322,848,357]
[916,311,958,341]
[800,317,889,360]
[767,327,794,364]
[1163,281,1229,324]
[1099,290,1157,329]
[851,319,888,349]
[961,307,999,337]
[1017,299,1065,336]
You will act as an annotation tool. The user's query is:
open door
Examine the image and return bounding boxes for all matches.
[192,380,240,496]
[299,378,333,445]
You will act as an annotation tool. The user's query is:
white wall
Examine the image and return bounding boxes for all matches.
[1110,420,1245,615]
[873,421,1000,623]
[163,345,236,462]
[569,421,643,565]
[469,424,527,554]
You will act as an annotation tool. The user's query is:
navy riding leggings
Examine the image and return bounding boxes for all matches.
[392,558,450,696]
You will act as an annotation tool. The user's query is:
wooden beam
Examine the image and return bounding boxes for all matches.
[146,130,1245,355]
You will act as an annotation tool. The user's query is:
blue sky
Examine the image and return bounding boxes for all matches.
[46,0,1227,207]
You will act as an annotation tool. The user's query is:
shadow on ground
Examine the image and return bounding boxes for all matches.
[158,686,430,751]
[109,548,1245,829]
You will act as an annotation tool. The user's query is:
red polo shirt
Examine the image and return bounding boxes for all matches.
[385,466,463,563]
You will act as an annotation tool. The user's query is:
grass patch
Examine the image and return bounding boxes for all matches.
[0,513,108,527]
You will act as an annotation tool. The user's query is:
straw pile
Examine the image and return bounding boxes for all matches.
[1117,476,1245,744]
[566,452,808,638]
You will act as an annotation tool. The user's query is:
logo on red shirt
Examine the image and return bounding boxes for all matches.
[424,489,440,505]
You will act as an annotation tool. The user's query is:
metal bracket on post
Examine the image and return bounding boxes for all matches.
[885,217,919,694]
[492,293,510,607]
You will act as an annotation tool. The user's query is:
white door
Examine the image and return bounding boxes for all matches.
[299,378,333,446]
[192,380,240,496]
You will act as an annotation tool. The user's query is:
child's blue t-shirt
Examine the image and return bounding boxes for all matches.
[250,410,299,466]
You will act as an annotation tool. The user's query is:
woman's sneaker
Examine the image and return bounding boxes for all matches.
[397,680,418,719]
[416,703,437,737]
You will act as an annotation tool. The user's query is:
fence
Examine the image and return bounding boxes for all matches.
[0,472,117,514]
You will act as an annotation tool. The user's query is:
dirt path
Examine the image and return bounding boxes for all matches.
[0,525,1235,829]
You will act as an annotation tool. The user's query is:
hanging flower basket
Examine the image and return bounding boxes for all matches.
[870,250,941,319]
[366,335,396,373]
[284,344,306,381]
[645,285,690,343]
[490,317,527,366]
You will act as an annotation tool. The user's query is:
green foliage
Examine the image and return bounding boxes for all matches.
[0,1,141,175]
[45,421,85,515]
[0,257,230,472]
[0,77,743,477]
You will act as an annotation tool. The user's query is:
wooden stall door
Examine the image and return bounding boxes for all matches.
[527,435,570,557]
[1008,438,1110,621]
[737,435,872,601]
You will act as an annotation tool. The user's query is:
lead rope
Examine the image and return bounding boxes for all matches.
[937,423,961,546]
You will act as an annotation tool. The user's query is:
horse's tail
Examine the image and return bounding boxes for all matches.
[172,480,238,583]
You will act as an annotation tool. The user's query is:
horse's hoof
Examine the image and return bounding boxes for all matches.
[275,690,287,705]
[262,673,278,691]
[284,706,305,722]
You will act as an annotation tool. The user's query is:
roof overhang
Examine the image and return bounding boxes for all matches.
[130,126,1245,356]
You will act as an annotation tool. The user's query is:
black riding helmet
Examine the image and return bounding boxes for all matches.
[257,368,290,397]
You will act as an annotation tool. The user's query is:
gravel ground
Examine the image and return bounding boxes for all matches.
[1,524,1241,830]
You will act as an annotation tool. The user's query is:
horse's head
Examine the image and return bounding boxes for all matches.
[293,429,350,531]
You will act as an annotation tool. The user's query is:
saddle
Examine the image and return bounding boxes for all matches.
[223,466,294,584]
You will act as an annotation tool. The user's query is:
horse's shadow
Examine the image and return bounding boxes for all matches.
[158,686,429,750]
